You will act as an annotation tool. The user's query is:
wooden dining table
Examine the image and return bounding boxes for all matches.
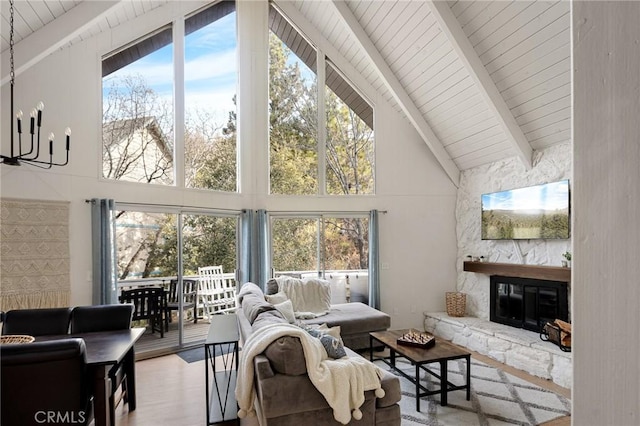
[36,328,145,426]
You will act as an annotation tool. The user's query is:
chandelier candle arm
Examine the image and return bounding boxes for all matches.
[1,0,71,168]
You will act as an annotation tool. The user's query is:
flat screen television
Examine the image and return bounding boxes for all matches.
[481,179,570,240]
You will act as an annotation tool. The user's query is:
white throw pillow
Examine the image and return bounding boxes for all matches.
[310,323,343,345]
[265,291,289,305]
[318,323,342,339]
[273,299,296,323]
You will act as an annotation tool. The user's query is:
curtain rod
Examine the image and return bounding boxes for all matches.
[84,199,243,213]
[266,210,387,215]
[84,200,387,215]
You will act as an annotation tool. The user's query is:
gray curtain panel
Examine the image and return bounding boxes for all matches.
[256,209,270,291]
[368,210,380,310]
[91,198,118,305]
[238,209,254,287]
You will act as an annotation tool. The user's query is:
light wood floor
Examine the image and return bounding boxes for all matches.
[115,347,570,426]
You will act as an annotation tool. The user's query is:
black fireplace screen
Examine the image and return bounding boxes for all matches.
[490,275,568,332]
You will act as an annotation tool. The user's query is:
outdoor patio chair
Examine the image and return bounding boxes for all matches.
[197,266,237,319]
[1,307,72,336]
[118,287,167,338]
[166,279,198,324]
[70,304,134,426]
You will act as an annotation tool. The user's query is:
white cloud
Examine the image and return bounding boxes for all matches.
[185,50,237,82]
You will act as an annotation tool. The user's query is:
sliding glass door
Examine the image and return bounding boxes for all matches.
[115,206,238,357]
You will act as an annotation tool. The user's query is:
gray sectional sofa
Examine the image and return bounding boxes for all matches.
[237,282,401,425]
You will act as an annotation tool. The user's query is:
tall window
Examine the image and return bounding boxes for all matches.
[268,6,375,195]
[102,1,238,190]
[102,27,175,184]
[184,2,238,191]
[325,62,375,195]
[271,215,370,303]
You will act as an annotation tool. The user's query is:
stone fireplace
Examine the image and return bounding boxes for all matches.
[423,261,573,389]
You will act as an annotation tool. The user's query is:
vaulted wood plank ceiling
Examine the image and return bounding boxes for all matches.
[0,0,571,186]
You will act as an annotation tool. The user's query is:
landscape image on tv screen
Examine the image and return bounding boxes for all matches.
[481,180,570,240]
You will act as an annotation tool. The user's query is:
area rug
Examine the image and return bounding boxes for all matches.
[177,344,236,364]
[375,358,571,425]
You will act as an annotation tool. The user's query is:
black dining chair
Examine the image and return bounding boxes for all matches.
[70,304,134,333]
[166,279,198,325]
[69,304,134,426]
[1,307,72,336]
[118,288,167,338]
[1,338,94,426]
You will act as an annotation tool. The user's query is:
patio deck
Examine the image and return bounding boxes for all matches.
[133,316,213,360]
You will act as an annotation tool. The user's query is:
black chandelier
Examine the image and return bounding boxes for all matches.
[1,0,70,168]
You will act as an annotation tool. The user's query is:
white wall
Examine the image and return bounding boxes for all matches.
[455,143,572,319]
[0,0,457,330]
[573,2,640,424]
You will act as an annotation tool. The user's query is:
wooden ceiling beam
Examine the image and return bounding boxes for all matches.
[427,0,533,170]
[330,0,460,187]
[1,1,122,85]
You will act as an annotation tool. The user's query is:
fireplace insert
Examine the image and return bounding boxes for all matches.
[490,275,568,332]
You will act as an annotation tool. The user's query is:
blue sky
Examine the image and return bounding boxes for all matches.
[105,13,237,129]
[482,180,569,212]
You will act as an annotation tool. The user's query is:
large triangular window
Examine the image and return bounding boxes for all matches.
[268,5,375,195]
[101,1,238,191]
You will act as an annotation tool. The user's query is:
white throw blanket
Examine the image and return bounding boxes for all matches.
[236,323,385,424]
[276,276,331,318]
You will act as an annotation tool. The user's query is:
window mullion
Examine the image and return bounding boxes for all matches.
[318,216,324,278]
[173,18,186,188]
[317,50,326,196]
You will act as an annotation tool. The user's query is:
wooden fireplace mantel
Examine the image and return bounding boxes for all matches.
[463,261,571,282]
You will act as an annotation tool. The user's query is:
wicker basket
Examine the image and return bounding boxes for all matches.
[0,335,35,345]
[445,292,466,317]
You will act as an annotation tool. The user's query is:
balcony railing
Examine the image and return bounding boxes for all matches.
[117,269,368,304]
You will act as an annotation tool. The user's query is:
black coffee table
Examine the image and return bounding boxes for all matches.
[370,329,471,411]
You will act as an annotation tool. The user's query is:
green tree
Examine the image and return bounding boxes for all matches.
[325,91,374,195]
[269,34,318,195]
[185,101,237,192]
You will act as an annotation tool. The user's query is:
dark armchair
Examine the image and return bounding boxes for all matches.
[1,338,94,426]
[70,304,134,426]
[2,307,72,336]
[118,288,167,338]
[166,279,198,325]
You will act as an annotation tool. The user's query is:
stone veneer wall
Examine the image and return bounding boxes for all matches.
[456,143,572,320]
[424,313,572,389]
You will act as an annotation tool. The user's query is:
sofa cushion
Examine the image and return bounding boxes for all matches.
[251,309,287,332]
[301,302,390,336]
[265,279,279,295]
[263,335,307,376]
[376,368,402,407]
[273,300,296,323]
[265,291,288,305]
[237,282,265,304]
[242,294,276,324]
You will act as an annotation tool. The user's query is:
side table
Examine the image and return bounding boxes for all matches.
[205,313,239,425]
